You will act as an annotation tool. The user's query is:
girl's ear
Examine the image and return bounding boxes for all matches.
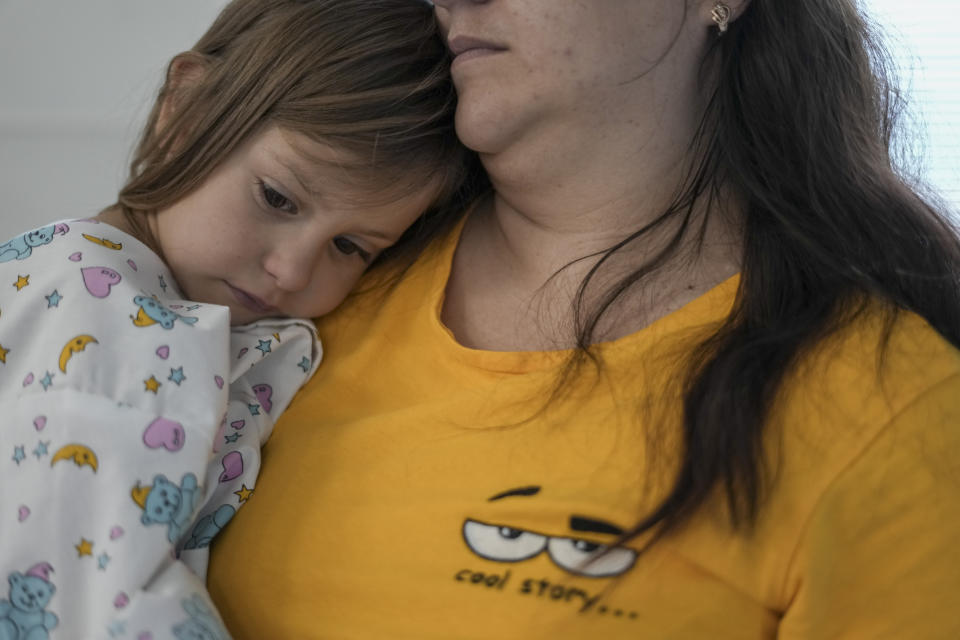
[156,52,211,140]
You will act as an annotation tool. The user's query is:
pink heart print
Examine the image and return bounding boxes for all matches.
[252,383,274,414]
[142,416,186,452]
[81,266,122,298]
[219,451,244,483]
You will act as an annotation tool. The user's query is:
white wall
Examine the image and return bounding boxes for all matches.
[0,0,228,240]
[1,1,957,242]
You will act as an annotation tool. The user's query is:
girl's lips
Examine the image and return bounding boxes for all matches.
[226,282,276,314]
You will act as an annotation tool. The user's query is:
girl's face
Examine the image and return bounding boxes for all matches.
[150,126,436,324]
[433,0,710,154]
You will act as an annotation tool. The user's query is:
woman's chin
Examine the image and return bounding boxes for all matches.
[454,104,523,157]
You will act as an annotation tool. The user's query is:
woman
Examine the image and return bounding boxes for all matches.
[207,0,960,637]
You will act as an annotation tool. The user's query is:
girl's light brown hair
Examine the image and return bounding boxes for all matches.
[113,0,479,251]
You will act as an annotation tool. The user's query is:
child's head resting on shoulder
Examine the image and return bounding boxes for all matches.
[103,0,482,324]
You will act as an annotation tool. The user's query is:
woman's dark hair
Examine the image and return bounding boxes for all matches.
[569,0,960,547]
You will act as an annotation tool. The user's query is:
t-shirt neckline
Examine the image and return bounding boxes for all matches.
[423,216,740,374]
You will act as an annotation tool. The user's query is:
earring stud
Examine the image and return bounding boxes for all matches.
[711,2,732,34]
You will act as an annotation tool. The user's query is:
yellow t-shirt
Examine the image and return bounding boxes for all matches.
[208,221,960,639]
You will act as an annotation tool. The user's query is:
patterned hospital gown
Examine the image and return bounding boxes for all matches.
[0,219,320,639]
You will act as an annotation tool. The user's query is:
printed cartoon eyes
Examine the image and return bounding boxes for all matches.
[463,520,547,562]
[547,537,637,577]
[462,520,637,578]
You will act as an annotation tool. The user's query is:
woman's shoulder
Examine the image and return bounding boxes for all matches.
[765,302,959,523]
[764,307,960,637]
[784,303,960,427]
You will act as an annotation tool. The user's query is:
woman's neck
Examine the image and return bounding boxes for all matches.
[442,134,743,351]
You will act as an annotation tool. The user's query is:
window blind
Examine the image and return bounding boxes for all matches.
[866,0,960,213]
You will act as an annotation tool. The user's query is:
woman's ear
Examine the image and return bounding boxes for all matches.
[156,52,210,138]
[701,0,751,33]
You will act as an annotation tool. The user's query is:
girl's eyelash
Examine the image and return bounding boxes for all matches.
[333,236,372,263]
[259,181,297,214]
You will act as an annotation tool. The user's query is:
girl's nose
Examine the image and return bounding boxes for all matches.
[263,241,318,293]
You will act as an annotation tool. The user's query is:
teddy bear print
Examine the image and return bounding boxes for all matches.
[131,473,201,544]
[0,224,69,263]
[172,594,229,640]
[131,296,199,330]
[0,562,58,640]
[183,504,236,550]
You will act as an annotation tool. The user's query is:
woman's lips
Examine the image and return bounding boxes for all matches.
[226,282,276,314]
[453,47,503,65]
[447,35,506,67]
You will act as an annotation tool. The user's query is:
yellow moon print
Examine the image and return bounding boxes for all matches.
[50,443,99,472]
[58,335,98,373]
[82,233,123,250]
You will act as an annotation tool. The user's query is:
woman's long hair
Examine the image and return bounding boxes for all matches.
[569,0,960,544]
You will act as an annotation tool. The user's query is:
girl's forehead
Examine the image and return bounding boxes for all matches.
[258,126,442,207]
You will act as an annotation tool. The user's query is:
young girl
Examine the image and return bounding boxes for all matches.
[0,0,477,637]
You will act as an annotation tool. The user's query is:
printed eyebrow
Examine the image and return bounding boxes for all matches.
[570,516,624,536]
[487,486,542,502]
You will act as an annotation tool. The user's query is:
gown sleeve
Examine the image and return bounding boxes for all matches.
[0,220,232,636]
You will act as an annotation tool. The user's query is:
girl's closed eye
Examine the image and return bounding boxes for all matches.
[333,236,372,263]
[258,180,297,214]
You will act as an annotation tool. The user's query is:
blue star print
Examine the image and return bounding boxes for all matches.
[45,290,63,308]
[33,441,49,459]
[298,356,311,372]
[248,404,261,416]
[40,372,54,391]
[97,553,111,570]
[168,367,186,385]
[256,339,272,355]
[224,432,241,444]
[107,620,126,637]
[12,446,26,465]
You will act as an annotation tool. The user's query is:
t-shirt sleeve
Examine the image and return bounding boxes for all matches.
[779,374,960,639]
